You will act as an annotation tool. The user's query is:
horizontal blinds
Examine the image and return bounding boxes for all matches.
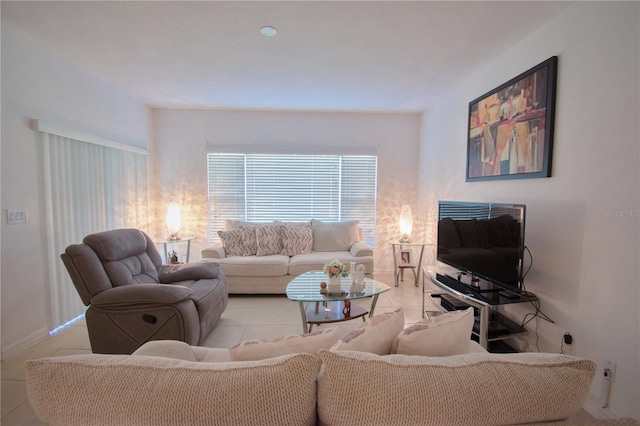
[439,201,523,221]
[207,153,377,246]
[439,202,491,220]
[246,155,340,223]
[340,156,377,244]
[207,154,246,242]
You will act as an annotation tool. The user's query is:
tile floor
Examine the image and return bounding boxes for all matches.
[1,272,594,424]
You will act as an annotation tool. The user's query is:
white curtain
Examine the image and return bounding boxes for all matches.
[40,131,149,330]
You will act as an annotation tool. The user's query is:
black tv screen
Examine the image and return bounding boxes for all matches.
[436,201,526,293]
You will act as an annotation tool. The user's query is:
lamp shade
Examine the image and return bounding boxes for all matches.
[399,205,413,243]
[166,202,182,240]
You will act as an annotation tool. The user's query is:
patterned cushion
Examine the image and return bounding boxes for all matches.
[391,308,474,356]
[217,229,245,257]
[330,308,404,355]
[239,226,258,256]
[281,225,313,256]
[317,350,597,426]
[255,223,283,256]
[230,327,340,361]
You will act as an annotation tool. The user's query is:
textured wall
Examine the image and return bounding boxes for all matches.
[151,109,421,271]
[418,2,639,419]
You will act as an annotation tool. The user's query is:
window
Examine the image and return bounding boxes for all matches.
[39,127,148,330]
[207,154,377,246]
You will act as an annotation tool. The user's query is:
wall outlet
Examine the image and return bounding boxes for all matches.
[604,359,617,382]
[6,208,28,224]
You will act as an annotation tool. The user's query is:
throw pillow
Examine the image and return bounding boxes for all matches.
[239,225,258,256]
[330,308,404,355]
[230,327,340,361]
[317,350,597,426]
[311,219,360,252]
[281,224,313,256]
[390,307,474,356]
[255,223,283,256]
[217,229,245,257]
[223,219,256,231]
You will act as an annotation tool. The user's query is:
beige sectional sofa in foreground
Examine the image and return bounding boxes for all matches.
[25,308,634,426]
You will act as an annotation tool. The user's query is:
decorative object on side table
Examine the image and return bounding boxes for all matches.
[323,260,349,292]
[165,202,182,240]
[168,250,182,264]
[398,204,413,243]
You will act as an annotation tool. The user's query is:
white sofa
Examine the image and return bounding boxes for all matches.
[201,219,374,294]
[25,308,623,426]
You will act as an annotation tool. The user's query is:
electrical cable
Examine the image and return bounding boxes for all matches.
[518,246,555,351]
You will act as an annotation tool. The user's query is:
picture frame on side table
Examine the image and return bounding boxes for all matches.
[400,249,412,265]
[466,56,557,181]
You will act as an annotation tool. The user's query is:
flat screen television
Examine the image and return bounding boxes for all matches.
[436,201,526,294]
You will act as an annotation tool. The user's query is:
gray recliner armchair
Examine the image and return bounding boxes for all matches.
[61,228,228,354]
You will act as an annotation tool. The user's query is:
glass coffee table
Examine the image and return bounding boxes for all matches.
[286,271,391,334]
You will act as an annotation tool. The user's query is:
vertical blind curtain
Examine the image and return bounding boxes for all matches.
[41,132,148,330]
[207,153,377,246]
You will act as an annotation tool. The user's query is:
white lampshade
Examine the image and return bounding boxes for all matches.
[399,205,413,243]
[166,202,182,240]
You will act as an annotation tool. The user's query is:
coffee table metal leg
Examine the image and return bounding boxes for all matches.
[369,294,380,318]
[298,302,309,334]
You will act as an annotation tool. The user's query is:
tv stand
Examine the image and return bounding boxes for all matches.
[423,269,537,350]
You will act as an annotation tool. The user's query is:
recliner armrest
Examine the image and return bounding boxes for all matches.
[157,262,220,284]
[350,241,373,257]
[90,283,193,308]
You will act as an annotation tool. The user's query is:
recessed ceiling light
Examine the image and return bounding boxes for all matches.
[260,26,277,37]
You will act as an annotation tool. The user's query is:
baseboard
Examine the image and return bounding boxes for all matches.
[1,327,49,361]
[583,392,618,419]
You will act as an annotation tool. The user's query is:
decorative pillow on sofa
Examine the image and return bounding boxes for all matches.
[239,225,258,256]
[311,219,360,252]
[330,308,404,355]
[390,307,474,356]
[255,223,283,256]
[317,350,597,426]
[281,224,313,256]
[217,229,245,257]
[230,327,340,361]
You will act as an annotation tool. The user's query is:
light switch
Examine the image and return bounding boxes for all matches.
[7,208,28,224]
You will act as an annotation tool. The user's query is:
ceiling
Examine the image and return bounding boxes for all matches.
[1,1,572,112]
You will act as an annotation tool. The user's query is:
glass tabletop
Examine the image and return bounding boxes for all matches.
[286,270,390,302]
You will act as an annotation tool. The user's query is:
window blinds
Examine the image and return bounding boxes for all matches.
[41,131,148,330]
[207,153,377,246]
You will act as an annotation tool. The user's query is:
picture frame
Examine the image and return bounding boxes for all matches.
[400,249,412,265]
[466,56,557,181]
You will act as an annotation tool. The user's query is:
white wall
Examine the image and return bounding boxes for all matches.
[0,28,151,358]
[151,108,421,269]
[419,2,639,419]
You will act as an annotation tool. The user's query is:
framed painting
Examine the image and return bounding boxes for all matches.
[466,56,557,181]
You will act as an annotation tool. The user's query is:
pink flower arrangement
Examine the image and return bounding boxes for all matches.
[323,260,349,278]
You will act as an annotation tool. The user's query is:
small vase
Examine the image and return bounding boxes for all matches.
[327,275,341,292]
